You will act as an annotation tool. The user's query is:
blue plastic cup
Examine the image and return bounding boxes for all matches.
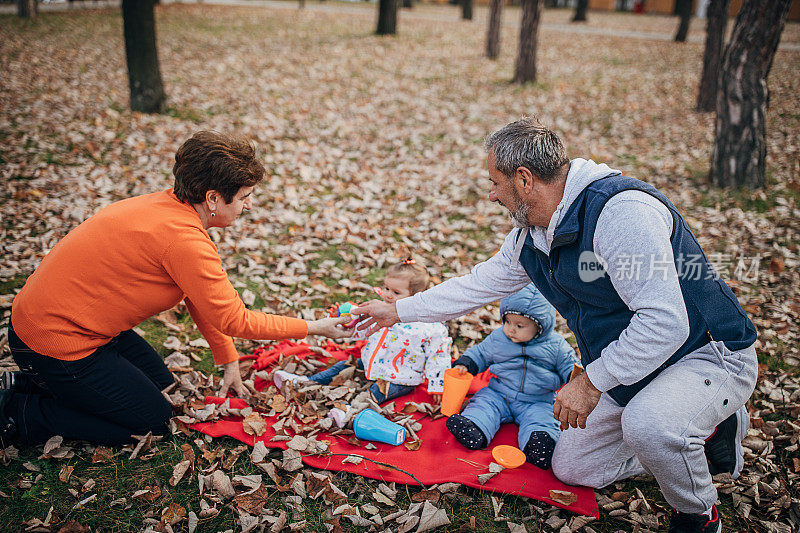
[353,409,406,446]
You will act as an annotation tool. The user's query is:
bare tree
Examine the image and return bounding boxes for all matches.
[696,0,730,112]
[572,0,588,22]
[710,0,792,188]
[674,0,692,42]
[17,0,37,19]
[461,0,473,20]
[122,0,166,113]
[513,0,544,84]
[377,0,398,35]
[486,0,503,59]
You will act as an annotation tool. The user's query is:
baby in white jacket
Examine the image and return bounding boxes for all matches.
[274,258,453,409]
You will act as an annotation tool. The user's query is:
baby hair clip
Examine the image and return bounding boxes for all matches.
[402,257,416,265]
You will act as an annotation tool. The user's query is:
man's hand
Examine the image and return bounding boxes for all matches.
[306,316,353,339]
[553,371,601,430]
[452,364,469,375]
[351,300,400,337]
[220,360,249,398]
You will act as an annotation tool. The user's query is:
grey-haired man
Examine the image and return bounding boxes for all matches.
[355,118,757,533]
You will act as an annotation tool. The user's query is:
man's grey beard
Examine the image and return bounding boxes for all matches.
[509,196,531,229]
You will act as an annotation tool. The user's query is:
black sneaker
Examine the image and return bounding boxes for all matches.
[668,505,721,533]
[0,389,19,446]
[0,371,18,390]
[705,406,748,479]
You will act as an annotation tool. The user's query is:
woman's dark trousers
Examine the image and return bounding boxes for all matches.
[8,321,174,446]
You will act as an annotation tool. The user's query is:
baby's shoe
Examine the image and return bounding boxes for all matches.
[273,370,309,390]
[328,406,352,428]
[446,414,488,450]
[523,431,556,469]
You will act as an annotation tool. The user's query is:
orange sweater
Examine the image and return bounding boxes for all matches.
[11,189,308,365]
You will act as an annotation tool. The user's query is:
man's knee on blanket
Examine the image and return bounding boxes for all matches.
[551,438,605,488]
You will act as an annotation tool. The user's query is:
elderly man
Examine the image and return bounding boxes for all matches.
[355,118,757,533]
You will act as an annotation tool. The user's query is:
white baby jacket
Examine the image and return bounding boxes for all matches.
[353,322,452,393]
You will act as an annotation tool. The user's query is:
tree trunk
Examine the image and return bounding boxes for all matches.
[299,0,305,9]
[461,0,473,20]
[17,0,37,19]
[572,0,588,22]
[486,0,503,59]
[376,0,398,34]
[674,0,692,42]
[696,0,729,112]
[122,0,166,113]
[710,0,792,189]
[513,0,543,84]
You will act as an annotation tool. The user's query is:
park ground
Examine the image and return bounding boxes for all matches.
[0,2,799,532]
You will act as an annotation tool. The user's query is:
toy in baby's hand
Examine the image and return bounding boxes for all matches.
[327,302,360,328]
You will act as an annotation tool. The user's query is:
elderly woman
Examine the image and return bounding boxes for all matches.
[0,131,349,447]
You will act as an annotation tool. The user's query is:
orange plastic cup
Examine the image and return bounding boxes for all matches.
[441,368,474,416]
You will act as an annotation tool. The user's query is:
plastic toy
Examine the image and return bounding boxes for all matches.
[353,409,406,445]
[328,301,356,317]
[441,367,474,416]
[328,301,360,327]
[492,445,527,469]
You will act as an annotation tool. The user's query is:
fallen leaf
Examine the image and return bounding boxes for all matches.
[411,489,441,504]
[234,483,270,514]
[211,470,235,500]
[59,465,74,483]
[132,485,161,502]
[161,502,187,525]
[169,460,192,486]
[417,500,451,532]
[242,412,267,436]
[281,448,303,472]
[43,436,63,455]
[404,439,422,451]
[91,446,113,463]
[549,489,578,506]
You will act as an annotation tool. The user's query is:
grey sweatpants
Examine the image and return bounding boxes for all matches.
[551,341,758,514]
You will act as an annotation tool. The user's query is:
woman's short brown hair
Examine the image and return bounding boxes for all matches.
[173,131,265,204]
[386,257,430,295]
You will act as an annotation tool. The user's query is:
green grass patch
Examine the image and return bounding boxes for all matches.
[0,274,27,294]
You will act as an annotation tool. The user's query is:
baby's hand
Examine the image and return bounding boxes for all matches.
[452,365,469,375]
[430,393,442,405]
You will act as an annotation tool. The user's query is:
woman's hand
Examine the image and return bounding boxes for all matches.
[452,364,469,375]
[220,360,249,398]
[430,393,442,405]
[306,316,353,339]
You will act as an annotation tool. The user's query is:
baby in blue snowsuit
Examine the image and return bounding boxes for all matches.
[446,284,578,469]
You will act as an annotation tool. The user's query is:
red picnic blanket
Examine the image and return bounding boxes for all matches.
[191,341,598,517]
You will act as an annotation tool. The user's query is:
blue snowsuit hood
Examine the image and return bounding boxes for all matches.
[499,284,557,341]
[454,284,578,403]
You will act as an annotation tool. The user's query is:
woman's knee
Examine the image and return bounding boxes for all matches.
[130,396,173,436]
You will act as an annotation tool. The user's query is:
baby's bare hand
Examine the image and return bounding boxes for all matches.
[430,393,442,405]
[453,365,469,375]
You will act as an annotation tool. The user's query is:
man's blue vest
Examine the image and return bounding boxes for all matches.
[517,175,757,406]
